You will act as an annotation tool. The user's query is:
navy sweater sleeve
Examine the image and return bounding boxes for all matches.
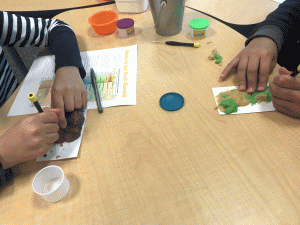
[48,24,86,79]
[0,11,86,108]
[245,0,300,53]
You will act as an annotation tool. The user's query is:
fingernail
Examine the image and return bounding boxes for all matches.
[257,86,264,91]
[248,87,253,92]
[239,85,244,90]
[220,74,224,78]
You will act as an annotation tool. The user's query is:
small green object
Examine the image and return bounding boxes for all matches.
[190,18,210,30]
[220,98,238,114]
[215,55,222,60]
[214,54,223,64]
[220,93,228,98]
[245,87,271,105]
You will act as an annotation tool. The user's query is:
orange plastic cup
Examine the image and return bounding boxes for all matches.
[88,10,118,35]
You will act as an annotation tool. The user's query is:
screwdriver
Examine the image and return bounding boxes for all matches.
[152,41,200,48]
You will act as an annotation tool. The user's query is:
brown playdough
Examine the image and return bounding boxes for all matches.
[55,109,85,144]
[255,94,268,103]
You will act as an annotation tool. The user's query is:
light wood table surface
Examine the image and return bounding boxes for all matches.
[1,0,110,11]
[2,4,300,225]
[186,0,280,24]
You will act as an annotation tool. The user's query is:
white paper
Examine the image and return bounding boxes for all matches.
[212,86,275,115]
[8,45,137,116]
[272,0,285,3]
[8,45,137,161]
[36,110,87,162]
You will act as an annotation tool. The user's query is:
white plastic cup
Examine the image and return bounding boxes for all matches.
[32,165,70,203]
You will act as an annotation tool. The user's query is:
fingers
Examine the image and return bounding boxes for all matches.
[43,107,61,114]
[272,101,300,119]
[44,123,60,134]
[278,67,292,75]
[220,57,239,80]
[82,90,87,108]
[270,82,300,102]
[74,94,82,109]
[273,75,300,90]
[67,88,87,110]
[39,111,59,123]
[52,95,67,128]
[246,56,260,93]
[236,56,249,92]
[63,94,75,112]
[257,57,272,92]
[45,132,59,144]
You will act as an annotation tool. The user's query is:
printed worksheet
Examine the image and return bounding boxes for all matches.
[8,45,137,161]
[8,45,137,116]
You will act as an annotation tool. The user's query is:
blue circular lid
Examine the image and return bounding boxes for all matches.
[159,92,184,111]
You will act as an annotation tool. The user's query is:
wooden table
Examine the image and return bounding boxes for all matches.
[0,0,109,11]
[186,0,280,24]
[2,4,300,225]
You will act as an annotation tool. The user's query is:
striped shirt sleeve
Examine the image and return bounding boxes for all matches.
[0,46,18,107]
[0,11,86,108]
[0,11,72,47]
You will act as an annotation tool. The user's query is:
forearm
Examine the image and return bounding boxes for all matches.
[48,26,86,79]
[246,25,283,53]
[246,0,300,52]
[0,136,15,188]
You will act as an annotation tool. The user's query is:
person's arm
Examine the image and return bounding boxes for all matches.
[0,11,86,79]
[245,0,300,53]
[0,11,87,128]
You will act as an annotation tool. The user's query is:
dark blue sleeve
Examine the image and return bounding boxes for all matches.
[48,25,86,79]
[0,168,13,188]
[246,0,300,52]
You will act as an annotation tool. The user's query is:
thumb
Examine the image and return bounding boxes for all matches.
[278,67,292,75]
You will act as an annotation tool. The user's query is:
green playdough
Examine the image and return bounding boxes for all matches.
[220,93,228,98]
[216,87,272,114]
[219,99,238,114]
[215,55,223,64]
[245,87,271,105]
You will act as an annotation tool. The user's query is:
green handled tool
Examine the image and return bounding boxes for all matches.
[152,41,200,48]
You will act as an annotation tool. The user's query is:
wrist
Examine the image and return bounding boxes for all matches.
[0,153,10,170]
[56,66,80,78]
[0,137,15,170]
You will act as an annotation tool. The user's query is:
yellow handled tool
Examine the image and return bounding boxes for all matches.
[152,41,200,48]
[28,93,43,113]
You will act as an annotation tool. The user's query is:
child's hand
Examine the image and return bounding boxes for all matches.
[0,108,61,169]
[220,37,277,94]
[51,66,87,128]
[270,67,300,118]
